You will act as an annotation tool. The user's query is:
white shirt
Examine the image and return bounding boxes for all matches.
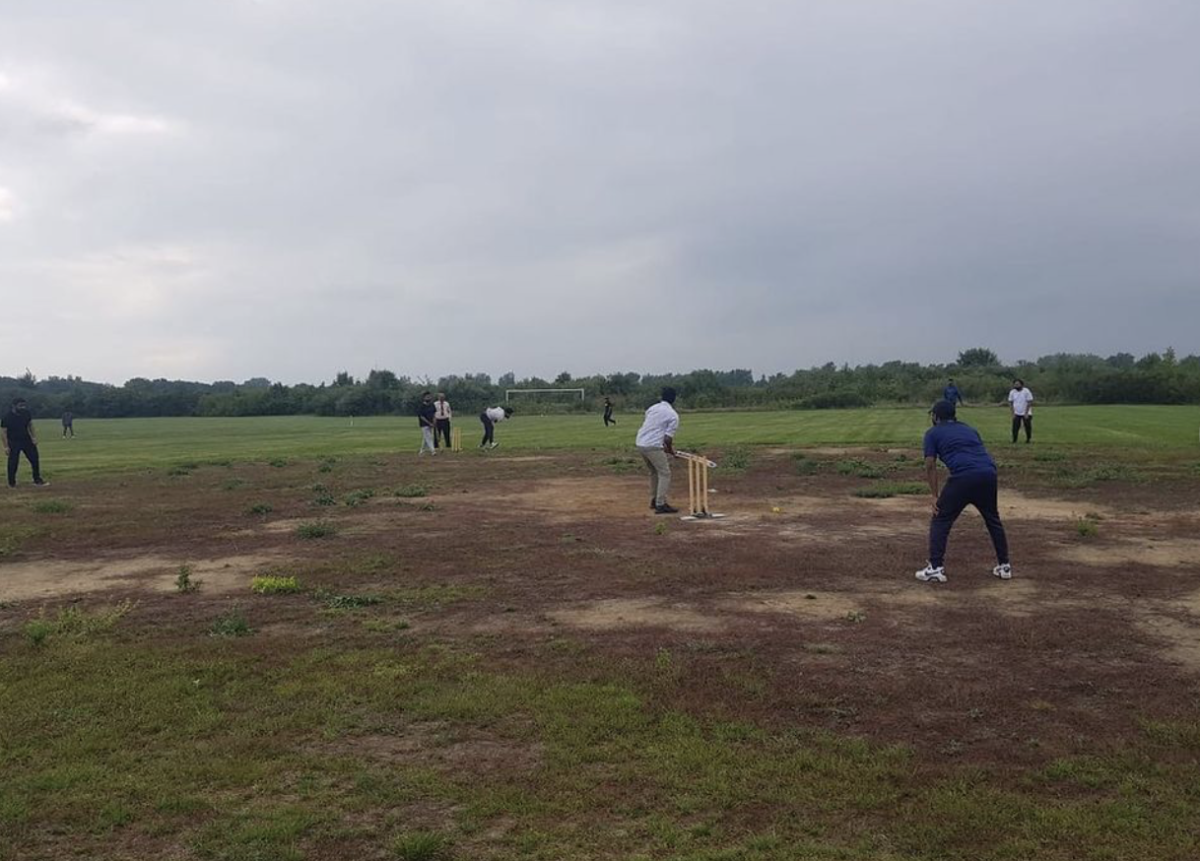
[485,407,507,423]
[635,401,680,448]
[435,400,452,420]
[1008,388,1034,416]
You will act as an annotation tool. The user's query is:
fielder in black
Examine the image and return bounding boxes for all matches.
[603,397,616,427]
[3,398,49,488]
[915,400,1010,583]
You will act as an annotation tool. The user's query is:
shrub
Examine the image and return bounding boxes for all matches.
[268,458,288,468]
[247,503,273,516]
[394,484,429,498]
[324,594,383,610]
[836,459,885,479]
[798,391,871,410]
[176,565,201,593]
[1075,518,1099,538]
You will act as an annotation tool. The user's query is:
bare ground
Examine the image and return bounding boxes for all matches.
[3,446,1200,773]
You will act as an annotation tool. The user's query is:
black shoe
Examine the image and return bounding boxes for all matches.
[650,498,657,510]
[654,503,679,514]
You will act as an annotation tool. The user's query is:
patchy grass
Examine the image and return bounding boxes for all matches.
[247,502,274,516]
[344,488,377,507]
[29,499,72,514]
[23,601,134,645]
[853,481,928,499]
[835,459,886,479]
[296,522,336,540]
[393,831,454,860]
[394,484,429,498]
[210,610,251,637]
[1075,517,1100,538]
[251,575,302,595]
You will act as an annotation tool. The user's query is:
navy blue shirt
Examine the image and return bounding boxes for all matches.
[943,384,962,404]
[418,403,436,428]
[923,421,996,477]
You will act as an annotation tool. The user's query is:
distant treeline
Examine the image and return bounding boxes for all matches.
[4,348,1198,419]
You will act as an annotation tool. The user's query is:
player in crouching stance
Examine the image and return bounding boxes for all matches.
[915,400,1012,583]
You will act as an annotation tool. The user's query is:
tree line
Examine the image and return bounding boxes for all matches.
[3,348,1198,419]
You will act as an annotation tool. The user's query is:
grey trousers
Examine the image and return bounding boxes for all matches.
[638,446,672,506]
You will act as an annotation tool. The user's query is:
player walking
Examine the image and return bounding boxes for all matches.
[3,398,49,488]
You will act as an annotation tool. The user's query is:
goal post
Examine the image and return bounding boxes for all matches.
[504,388,586,403]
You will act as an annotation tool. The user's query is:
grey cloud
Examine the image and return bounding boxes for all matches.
[1,0,1198,385]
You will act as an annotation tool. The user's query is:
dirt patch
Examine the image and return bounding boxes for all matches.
[333,724,543,775]
[1135,614,1200,670]
[1055,538,1200,569]
[1000,492,1114,522]
[549,597,727,633]
[725,590,866,621]
[0,553,283,600]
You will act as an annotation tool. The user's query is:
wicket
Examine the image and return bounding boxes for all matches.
[677,451,725,520]
[450,427,462,452]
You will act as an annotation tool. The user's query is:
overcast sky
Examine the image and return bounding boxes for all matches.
[1,0,1197,385]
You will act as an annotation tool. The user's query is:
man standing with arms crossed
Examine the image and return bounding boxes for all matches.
[3,398,49,488]
[1007,379,1034,444]
[635,387,680,514]
[433,393,452,450]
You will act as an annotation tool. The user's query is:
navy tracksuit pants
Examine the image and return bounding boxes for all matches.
[929,471,1009,568]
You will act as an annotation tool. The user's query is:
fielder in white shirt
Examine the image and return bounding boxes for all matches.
[1006,379,1034,443]
[635,387,680,514]
[434,393,453,449]
[479,405,513,449]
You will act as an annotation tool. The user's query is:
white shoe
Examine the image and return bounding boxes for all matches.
[490,442,499,449]
[915,563,947,583]
[993,563,1012,580]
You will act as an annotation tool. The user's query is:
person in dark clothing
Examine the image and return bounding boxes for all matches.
[603,397,616,427]
[2,398,49,488]
[62,411,75,438]
[915,400,1010,583]
[942,378,963,405]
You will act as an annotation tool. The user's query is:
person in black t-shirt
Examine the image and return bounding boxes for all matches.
[603,397,616,427]
[2,398,48,488]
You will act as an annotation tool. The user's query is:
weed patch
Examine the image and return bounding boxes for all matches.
[247,502,274,516]
[176,565,201,593]
[210,610,251,637]
[297,522,336,539]
[251,575,302,595]
[854,481,927,499]
[30,499,72,514]
[394,484,429,498]
[344,489,376,507]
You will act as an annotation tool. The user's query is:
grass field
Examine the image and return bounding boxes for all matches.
[29,405,1200,478]
[3,408,1200,860]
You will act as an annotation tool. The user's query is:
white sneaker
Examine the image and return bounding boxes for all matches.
[993,563,1013,580]
[915,563,947,583]
[490,442,499,449]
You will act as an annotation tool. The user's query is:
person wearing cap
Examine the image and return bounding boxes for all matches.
[635,387,680,514]
[915,400,1011,583]
[2,398,49,488]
